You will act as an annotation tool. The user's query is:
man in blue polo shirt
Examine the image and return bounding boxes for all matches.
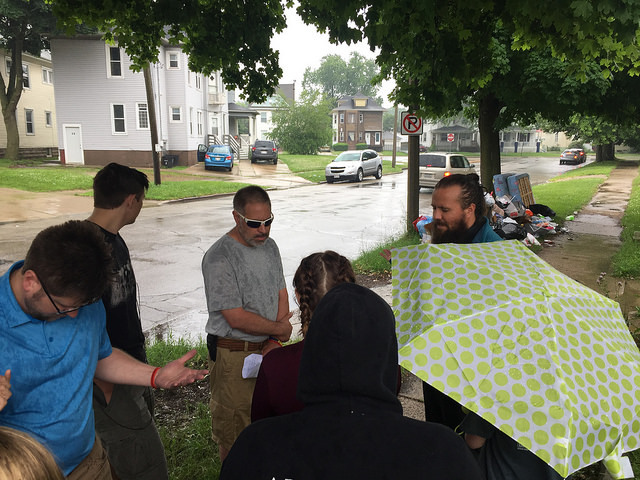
[0,220,207,478]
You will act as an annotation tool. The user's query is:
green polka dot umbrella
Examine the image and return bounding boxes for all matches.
[393,240,640,479]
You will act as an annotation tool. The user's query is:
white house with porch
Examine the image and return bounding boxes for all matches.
[50,35,231,167]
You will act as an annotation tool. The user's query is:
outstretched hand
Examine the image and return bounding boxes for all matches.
[0,369,11,411]
[154,350,208,389]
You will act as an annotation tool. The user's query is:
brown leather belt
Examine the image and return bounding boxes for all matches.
[216,337,265,352]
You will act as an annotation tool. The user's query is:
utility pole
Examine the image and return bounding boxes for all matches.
[392,104,398,168]
[143,64,161,185]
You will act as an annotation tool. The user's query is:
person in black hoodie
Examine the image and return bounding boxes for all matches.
[220,283,482,480]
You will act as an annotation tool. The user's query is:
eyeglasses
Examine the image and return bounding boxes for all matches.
[235,211,274,229]
[40,280,98,315]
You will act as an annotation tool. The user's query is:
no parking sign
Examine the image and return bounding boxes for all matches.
[401,112,423,135]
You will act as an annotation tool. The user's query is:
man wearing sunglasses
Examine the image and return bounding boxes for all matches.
[202,185,292,462]
[86,163,169,480]
[0,220,207,479]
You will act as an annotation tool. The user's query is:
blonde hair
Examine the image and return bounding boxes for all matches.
[292,251,356,336]
[0,427,64,480]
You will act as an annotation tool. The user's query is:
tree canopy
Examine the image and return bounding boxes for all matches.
[269,92,333,154]
[297,0,640,187]
[52,0,291,103]
[302,52,380,105]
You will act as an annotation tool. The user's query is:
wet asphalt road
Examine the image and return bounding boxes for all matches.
[0,155,586,340]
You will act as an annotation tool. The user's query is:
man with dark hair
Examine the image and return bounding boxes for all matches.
[202,185,292,461]
[430,172,499,244]
[87,163,167,480]
[423,173,502,429]
[0,220,207,479]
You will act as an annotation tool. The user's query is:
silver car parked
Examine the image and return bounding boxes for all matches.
[325,150,383,183]
[419,152,475,188]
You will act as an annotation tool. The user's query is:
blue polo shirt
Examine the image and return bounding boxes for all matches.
[0,261,112,475]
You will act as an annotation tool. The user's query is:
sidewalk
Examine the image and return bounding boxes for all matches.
[0,158,311,224]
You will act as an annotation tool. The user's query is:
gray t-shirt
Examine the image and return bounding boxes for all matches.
[201,234,285,342]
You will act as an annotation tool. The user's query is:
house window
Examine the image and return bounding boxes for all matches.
[359,113,363,123]
[25,109,34,134]
[170,106,181,122]
[348,131,355,142]
[375,132,381,144]
[358,131,363,141]
[555,133,559,142]
[197,110,203,136]
[339,130,344,142]
[42,67,53,85]
[137,103,149,129]
[260,112,267,123]
[333,114,337,125]
[45,111,52,127]
[108,47,122,77]
[22,65,30,88]
[189,107,193,135]
[517,132,530,143]
[168,53,179,69]
[339,113,344,124]
[195,74,202,90]
[210,117,219,135]
[111,104,126,134]
[348,113,355,123]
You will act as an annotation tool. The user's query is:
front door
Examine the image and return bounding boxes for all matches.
[64,125,83,164]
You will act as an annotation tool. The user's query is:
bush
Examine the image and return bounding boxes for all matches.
[355,143,368,150]
[569,140,584,149]
[332,143,348,151]
[547,146,561,152]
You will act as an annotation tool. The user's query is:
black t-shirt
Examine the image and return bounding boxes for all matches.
[99,226,146,362]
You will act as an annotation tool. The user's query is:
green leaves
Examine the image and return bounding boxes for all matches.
[51,0,290,102]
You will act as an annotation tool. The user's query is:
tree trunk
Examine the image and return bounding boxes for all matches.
[594,143,615,162]
[2,109,19,160]
[477,93,502,191]
[0,38,25,161]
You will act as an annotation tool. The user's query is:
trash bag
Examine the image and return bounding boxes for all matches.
[494,222,528,240]
[529,203,556,218]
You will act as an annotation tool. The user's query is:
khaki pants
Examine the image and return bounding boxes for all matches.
[66,435,112,480]
[208,347,257,452]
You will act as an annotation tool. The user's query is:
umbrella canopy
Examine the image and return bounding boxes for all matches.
[393,240,640,479]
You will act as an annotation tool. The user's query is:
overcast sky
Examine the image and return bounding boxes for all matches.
[271,7,395,108]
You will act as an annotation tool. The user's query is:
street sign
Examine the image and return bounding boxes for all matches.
[401,112,423,135]
[447,133,455,142]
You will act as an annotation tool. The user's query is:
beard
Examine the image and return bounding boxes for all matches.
[431,217,470,244]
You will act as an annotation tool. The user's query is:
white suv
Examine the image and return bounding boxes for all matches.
[419,152,475,188]
[325,150,383,183]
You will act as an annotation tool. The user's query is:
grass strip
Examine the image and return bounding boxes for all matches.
[613,172,640,277]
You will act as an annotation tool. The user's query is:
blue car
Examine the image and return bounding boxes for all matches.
[204,145,234,171]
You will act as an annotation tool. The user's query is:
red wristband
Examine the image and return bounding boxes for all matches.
[150,367,161,389]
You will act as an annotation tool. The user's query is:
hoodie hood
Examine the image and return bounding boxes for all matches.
[297,283,402,414]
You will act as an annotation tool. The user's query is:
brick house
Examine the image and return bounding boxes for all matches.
[332,94,385,151]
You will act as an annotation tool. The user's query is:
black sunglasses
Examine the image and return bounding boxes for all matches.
[40,280,98,315]
[235,211,274,228]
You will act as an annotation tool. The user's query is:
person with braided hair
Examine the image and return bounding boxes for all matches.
[250,251,355,422]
